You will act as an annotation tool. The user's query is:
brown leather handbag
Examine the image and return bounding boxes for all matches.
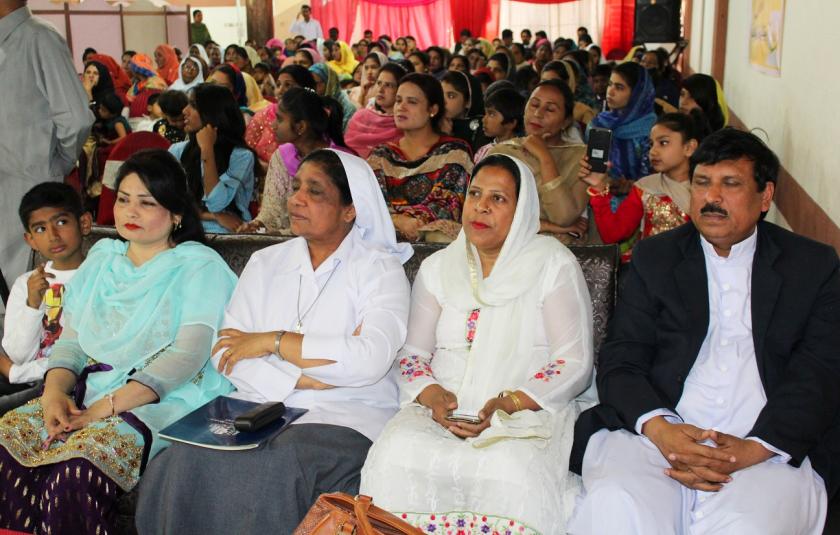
[293,493,423,535]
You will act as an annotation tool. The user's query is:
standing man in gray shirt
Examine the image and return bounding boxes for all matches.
[0,0,94,306]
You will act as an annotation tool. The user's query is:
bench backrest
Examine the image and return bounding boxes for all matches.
[34,227,618,362]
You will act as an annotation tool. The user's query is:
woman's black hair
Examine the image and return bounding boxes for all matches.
[472,154,521,198]
[485,88,526,134]
[441,70,484,117]
[488,52,513,80]
[689,127,779,193]
[426,46,449,72]
[157,90,189,118]
[682,73,726,131]
[655,110,711,144]
[378,62,409,84]
[18,182,84,230]
[84,60,115,104]
[408,51,430,71]
[613,61,643,92]
[532,79,575,121]
[279,86,345,147]
[99,92,124,116]
[513,67,540,99]
[212,63,248,107]
[541,60,570,82]
[180,83,247,205]
[563,50,592,77]
[278,64,317,91]
[447,54,469,70]
[114,149,206,244]
[363,51,387,67]
[299,149,352,205]
[398,73,446,133]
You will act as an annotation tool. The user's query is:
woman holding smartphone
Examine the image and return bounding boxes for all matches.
[586,61,657,195]
[361,154,594,535]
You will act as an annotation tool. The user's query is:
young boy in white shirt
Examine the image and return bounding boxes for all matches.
[0,183,91,414]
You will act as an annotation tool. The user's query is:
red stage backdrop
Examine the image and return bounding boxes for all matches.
[601,0,635,57]
[359,0,452,48]
[311,0,359,43]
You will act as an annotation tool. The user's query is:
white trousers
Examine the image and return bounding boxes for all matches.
[567,429,827,535]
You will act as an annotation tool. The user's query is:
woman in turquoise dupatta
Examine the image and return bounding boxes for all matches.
[587,61,656,186]
[0,150,236,535]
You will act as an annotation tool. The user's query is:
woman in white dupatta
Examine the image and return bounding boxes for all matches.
[360,154,594,535]
[136,149,413,534]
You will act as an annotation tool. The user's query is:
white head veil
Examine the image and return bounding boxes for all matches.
[188,43,211,65]
[329,149,414,264]
[169,56,205,93]
[440,154,583,412]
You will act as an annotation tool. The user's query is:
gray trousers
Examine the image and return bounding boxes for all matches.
[135,423,372,535]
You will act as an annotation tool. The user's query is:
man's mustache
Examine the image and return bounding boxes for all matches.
[700,203,728,216]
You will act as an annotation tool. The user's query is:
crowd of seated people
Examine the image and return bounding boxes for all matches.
[1,12,837,535]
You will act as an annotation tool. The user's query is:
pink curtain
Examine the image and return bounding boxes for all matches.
[364,0,436,5]
[311,0,360,44]
[359,0,452,49]
[510,0,578,3]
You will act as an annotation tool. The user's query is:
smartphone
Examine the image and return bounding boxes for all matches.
[445,412,482,425]
[587,127,613,174]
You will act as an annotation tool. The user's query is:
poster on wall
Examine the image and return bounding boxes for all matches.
[750,0,785,76]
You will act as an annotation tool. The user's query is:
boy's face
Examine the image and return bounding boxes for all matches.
[592,74,609,96]
[165,113,186,130]
[149,102,164,119]
[24,207,91,269]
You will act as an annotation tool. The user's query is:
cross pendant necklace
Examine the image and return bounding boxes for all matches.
[295,260,342,333]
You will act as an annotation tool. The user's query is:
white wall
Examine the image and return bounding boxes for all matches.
[688,0,716,74]
[499,0,604,44]
[722,0,839,227]
[199,5,248,46]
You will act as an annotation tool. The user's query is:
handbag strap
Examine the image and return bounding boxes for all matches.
[352,495,377,535]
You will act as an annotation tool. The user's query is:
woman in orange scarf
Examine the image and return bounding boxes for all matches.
[154,44,180,85]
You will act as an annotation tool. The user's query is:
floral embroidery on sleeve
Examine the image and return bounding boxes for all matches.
[531,359,566,382]
[399,354,433,382]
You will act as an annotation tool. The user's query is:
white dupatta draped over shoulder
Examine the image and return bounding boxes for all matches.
[440,156,581,413]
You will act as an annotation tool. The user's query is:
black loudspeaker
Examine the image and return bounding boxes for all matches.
[634,0,681,43]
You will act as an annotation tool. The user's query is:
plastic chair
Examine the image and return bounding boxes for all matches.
[96,132,171,225]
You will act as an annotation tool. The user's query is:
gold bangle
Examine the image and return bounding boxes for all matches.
[586,185,610,198]
[499,390,523,412]
[508,392,523,412]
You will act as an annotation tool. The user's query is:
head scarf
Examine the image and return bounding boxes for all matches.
[90,53,131,102]
[344,108,401,159]
[243,71,270,112]
[244,45,261,70]
[297,46,323,66]
[266,38,284,51]
[330,150,413,264]
[84,60,115,103]
[589,64,656,181]
[170,55,205,93]
[368,50,389,69]
[188,43,211,66]
[439,155,590,412]
[715,79,730,127]
[562,59,599,110]
[328,41,358,76]
[213,63,248,107]
[309,62,339,98]
[155,44,180,85]
[129,53,158,79]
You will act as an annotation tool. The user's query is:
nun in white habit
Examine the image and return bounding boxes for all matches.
[360,154,594,535]
[136,149,413,534]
